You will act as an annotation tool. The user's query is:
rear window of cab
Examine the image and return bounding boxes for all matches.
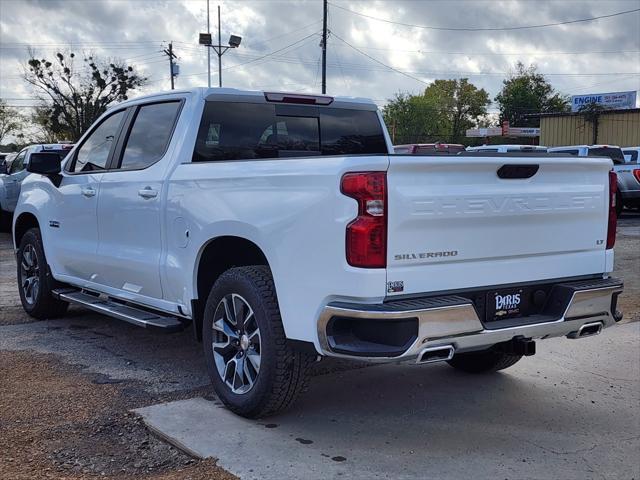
[193,102,387,162]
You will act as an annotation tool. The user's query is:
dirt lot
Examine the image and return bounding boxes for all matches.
[0,211,638,479]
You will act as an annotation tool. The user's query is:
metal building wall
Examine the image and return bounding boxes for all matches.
[540,110,640,147]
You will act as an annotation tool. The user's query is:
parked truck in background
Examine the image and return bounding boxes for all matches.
[0,144,73,228]
[547,145,640,214]
[13,88,623,417]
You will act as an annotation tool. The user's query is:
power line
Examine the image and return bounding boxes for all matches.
[322,32,640,86]
[330,44,640,57]
[330,32,428,85]
[222,30,321,72]
[328,2,640,32]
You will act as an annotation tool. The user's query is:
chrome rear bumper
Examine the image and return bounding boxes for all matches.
[317,278,623,363]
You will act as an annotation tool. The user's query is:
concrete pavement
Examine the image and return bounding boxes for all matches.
[135,323,640,480]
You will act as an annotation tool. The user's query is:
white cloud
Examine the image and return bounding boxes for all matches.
[0,0,638,116]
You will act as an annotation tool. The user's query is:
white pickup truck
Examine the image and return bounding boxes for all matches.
[13,88,623,418]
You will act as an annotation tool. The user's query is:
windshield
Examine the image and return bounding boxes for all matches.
[623,151,638,163]
[43,149,72,161]
[588,147,625,164]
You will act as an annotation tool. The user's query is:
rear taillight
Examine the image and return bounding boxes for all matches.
[633,169,640,183]
[341,172,387,268]
[606,171,617,249]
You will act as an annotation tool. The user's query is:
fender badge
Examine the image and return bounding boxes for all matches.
[49,221,60,228]
[387,281,404,293]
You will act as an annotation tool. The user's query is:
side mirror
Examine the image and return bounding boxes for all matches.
[0,164,7,175]
[27,152,62,175]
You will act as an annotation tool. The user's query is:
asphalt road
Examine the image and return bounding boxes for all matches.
[136,322,640,480]
[0,210,639,479]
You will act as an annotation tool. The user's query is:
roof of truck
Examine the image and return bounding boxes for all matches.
[116,87,378,110]
[547,145,622,150]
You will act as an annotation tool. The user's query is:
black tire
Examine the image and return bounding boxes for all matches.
[447,348,522,374]
[17,228,68,319]
[615,192,623,217]
[202,265,314,418]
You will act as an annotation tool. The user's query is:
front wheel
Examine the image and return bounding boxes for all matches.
[17,228,69,319]
[202,265,314,418]
[447,348,522,374]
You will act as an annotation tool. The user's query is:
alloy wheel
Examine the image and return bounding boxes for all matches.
[20,244,40,305]
[212,293,261,394]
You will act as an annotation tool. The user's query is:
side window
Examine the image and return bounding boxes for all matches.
[119,102,181,170]
[72,110,126,173]
[10,150,27,174]
[554,149,579,156]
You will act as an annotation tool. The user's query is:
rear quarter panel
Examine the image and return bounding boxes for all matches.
[165,155,389,344]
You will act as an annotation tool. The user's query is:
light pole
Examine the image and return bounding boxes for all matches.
[200,4,241,88]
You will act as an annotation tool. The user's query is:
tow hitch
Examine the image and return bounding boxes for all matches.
[495,336,536,356]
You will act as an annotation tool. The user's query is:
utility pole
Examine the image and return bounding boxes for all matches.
[207,0,211,88]
[321,0,327,94]
[217,5,223,87]
[163,42,177,90]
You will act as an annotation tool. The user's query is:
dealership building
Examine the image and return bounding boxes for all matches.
[466,90,639,147]
[537,108,640,147]
[539,91,639,147]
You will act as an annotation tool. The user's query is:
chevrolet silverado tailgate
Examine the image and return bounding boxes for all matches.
[386,154,613,296]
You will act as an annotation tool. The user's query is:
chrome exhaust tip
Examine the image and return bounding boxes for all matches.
[416,345,455,364]
[567,321,603,339]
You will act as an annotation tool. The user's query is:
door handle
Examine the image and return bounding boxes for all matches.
[81,187,96,198]
[138,187,158,199]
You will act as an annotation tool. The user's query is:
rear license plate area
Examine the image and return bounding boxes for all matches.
[486,287,530,323]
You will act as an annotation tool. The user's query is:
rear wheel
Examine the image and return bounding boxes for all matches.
[202,265,314,418]
[17,228,68,319]
[447,348,522,374]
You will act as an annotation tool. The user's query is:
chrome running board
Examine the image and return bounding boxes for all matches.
[53,289,185,332]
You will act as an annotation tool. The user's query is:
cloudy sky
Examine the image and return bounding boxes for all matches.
[1,0,639,115]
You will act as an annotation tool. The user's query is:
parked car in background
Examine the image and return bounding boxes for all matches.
[466,145,548,153]
[547,145,639,215]
[0,144,73,225]
[12,87,623,418]
[622,147,639,164]
[394,143,465,155]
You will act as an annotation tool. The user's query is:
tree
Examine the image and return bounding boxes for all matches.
[383,79,490,144]
[382,92,440,144]
[30,106,62,144]
[0,100,26,145]
[422,79,490,143]
[23,51,147,141]
[578,102,611,144]
[495,62,569,128]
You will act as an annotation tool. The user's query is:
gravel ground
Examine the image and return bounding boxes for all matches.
[0,210,638,479]
[0,350,237,480]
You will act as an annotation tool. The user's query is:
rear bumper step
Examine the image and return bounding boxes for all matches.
[53,289,185,332]
[317,277,623,362]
